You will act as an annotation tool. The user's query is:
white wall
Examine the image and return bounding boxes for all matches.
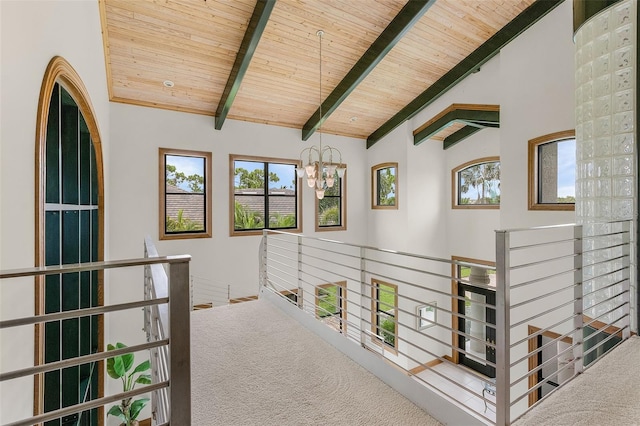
[499,0,576,229]
[0,0,582,422]
[109,103,368,299]
[363,0,576,368]
[0,1,109,424]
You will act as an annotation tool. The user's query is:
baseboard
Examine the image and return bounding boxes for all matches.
[409,358,443,375]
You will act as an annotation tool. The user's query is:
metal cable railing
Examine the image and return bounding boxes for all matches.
[0,237,191,426]
[260,221,635,425]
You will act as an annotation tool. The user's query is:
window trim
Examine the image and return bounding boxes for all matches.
[450,256,495,365]
[451,156,500,209]
[229,154,302,237]
[159,148,212,240]
[35,56,106,423]
[315,167,347,232]
[371,279,398,354]
[371,162,398,210]
[528,130,576,211]
[315,281,347,334]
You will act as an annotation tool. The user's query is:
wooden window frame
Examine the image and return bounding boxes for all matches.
[371,279,398,354]
[315,281,348,333]
[371,162,398,209]
[229,154,302,237]
[159,148,212,240]
[450,256,495,365]
[315,168,347,232]
[451,156,500,209]
[35,56,105,424]
[528,130,576,211]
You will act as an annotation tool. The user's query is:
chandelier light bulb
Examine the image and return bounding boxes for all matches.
[326,176,335,188]
[307,177,316,188]
[315,188,325,199]
[296,167,305,178]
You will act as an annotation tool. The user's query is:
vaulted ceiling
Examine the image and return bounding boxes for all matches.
[99,0,563,148]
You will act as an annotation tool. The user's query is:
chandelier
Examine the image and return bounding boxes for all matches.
[296,30,346,200]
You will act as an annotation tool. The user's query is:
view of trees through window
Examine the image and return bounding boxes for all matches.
[233,158,298,232]
[377,167,396,206]
[458,161,500,205]
[164,154,206,233]
[318,175,342,227]
[373,281,397,348]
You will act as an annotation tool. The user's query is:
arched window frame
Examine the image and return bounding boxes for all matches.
[34,56,105,419]
[451,156,500,209]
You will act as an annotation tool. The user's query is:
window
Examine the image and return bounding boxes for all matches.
[528,130,576,211]
[231,154,301,236]
[35,56,104,425]
[371,279,398,352]
[316,168,346,231]
[452,157,500,208]
[371,162,398,209]
[315,282,347,333]
[160,148,212,240]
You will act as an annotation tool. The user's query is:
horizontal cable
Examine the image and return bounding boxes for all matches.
[509,236,580,251]
[5,381,169,426]
[583,277,628,298]
[510,268,577,290]
[1,339,168,382]
[510,283,577,310]
[510,316,579,348]
[509,252,578,271]
[510,299,575,329]
[0,297,168,329]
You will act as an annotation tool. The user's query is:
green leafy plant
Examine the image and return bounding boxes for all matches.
[106,343,152,426]
[166,209,204,232]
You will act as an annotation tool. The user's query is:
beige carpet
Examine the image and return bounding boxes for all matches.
[191,299,442,426]
[515,335,640,426]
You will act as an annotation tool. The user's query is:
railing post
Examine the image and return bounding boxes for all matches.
[168,260,191,425]
[621,220,632,339]
[259,232,266,290]
[360,247,367,348]
[297,235,303,308]
[495,230,510,425]
[573,224,584,375]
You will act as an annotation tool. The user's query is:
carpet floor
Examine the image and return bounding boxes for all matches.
[191,299,442,426]
[515,335,640,426]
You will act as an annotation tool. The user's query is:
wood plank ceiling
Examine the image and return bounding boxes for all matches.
[99,0,561,147]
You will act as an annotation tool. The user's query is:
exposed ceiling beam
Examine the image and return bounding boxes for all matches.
[413,104,500,145]
[301,0,436,141]
[442,126,483,149]
[215,0,276,130]
[367,0,564,148]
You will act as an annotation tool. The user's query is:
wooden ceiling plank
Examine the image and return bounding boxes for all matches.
[215,0,276,130]
[367,0,563,148]
[300,0,436,141]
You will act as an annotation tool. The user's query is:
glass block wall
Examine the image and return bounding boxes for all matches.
[575,0,636,332]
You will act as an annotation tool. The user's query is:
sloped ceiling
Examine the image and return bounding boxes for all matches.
[99,0,562,147]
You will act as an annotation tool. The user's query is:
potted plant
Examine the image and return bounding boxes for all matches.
[106,342,152,426]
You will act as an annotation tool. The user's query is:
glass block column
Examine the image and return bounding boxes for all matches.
[575,0,636,332]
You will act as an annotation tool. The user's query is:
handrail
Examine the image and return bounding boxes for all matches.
[260,221,635,425]
[0,254,190,279]
[0,236,191,426]
[266,229,496,270]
